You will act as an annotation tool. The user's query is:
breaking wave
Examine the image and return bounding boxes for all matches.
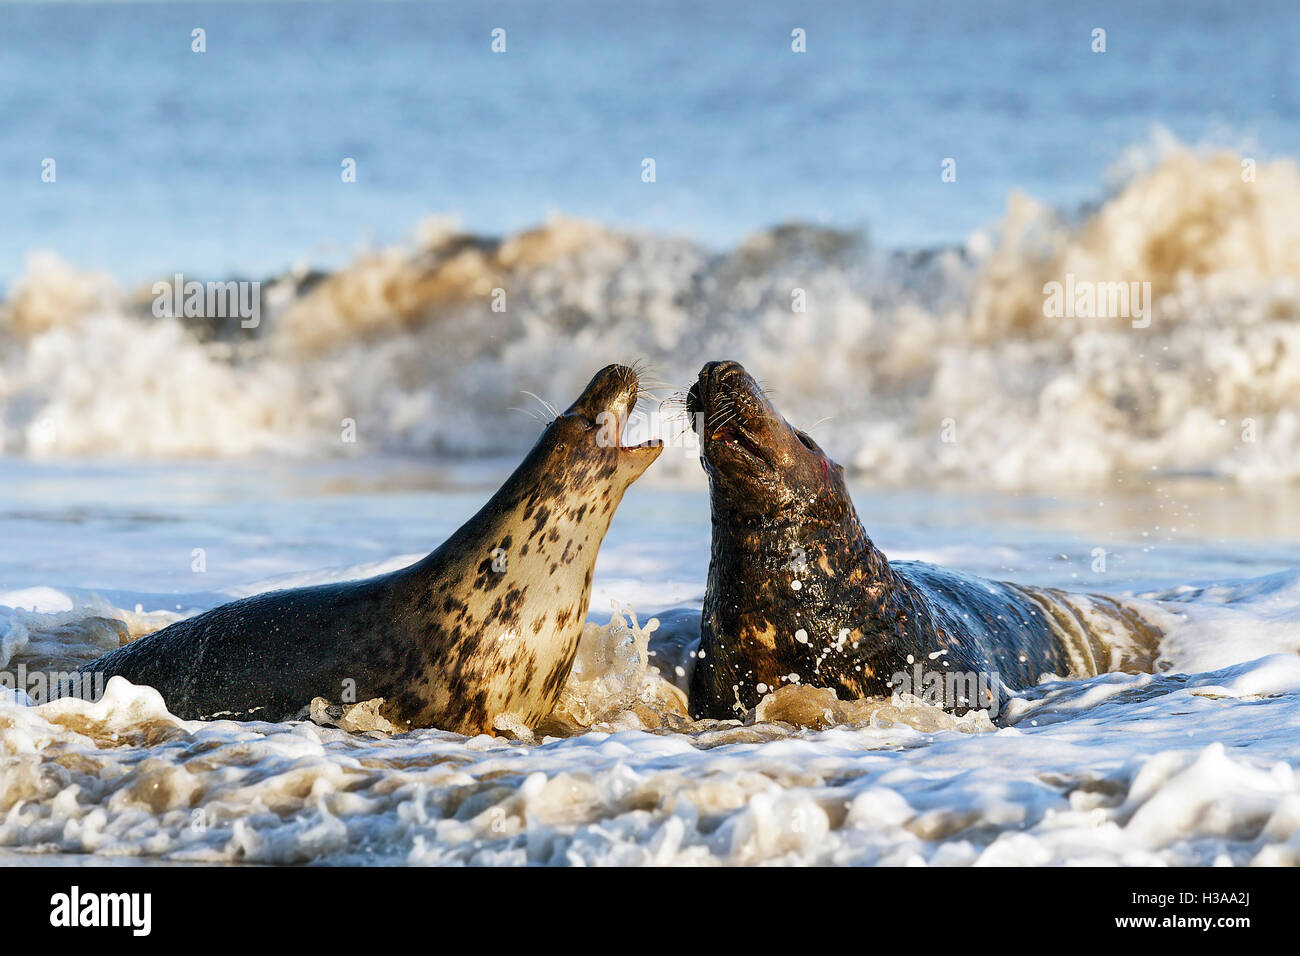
[3,137,1299,489]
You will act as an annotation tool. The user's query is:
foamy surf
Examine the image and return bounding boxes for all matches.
[4,140,1300,490]
[3,560,1299,865]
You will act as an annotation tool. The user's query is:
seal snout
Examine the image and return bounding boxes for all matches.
[689,361,775,468]
[567,364,663,458]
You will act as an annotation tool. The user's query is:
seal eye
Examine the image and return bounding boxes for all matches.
[796,432,817,451]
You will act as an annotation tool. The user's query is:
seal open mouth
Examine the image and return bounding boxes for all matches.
[568,364,664,458]
[706,420,769,464]
[606,393,663,455]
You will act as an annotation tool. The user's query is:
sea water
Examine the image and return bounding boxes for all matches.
[2,459,1300,865]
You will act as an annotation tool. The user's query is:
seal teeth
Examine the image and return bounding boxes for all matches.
[708,421,768,466]
[605,367,662,452]
[616,411,659,451]
[613,401,631,449]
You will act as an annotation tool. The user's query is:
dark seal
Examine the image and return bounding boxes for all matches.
[77,365,662,734]
[684,360,1157,721]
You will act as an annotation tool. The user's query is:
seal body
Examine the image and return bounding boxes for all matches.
[79,365,662,734]
[685,361,1151,720]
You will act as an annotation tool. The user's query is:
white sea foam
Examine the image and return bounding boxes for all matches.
[2,561,1299,865]
[4,141,1299,489]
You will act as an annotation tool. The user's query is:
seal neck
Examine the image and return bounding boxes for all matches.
[409,439,617,588]
[708,493,896,590]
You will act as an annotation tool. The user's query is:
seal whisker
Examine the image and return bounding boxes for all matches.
[658,403,699,433]
[708,399,738,430]
[507,407,549,427]
[614,359,648,392]
[660,410,697,433]
[637,385,676,405]
[707,405,738,431]
[625,358,654,382]
[519,390,560,421]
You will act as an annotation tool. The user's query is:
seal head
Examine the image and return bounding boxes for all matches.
[687,360,850,522]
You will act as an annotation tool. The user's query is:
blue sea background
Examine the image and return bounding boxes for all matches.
[2,0,1298,287]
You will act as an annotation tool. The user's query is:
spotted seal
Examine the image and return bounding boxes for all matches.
[684,360,1157,720]
[76,365,662,733]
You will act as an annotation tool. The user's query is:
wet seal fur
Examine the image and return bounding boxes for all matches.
[685,360,1154,721]
[76,365,662,734]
